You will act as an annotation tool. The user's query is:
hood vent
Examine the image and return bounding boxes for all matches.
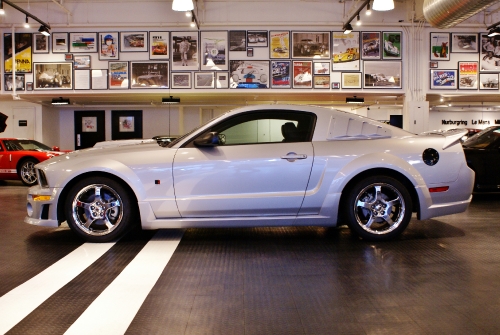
[423,0,498,28]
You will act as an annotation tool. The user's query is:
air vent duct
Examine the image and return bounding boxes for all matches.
[423,0,498,29]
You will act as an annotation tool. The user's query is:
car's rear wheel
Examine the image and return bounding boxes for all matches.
[344,176,412,241]
[65,177,137,242]
[18,158,39,186]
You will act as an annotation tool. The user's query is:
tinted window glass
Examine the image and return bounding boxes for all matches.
[463,126,500,149]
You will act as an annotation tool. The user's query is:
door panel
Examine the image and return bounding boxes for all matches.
[12,107,35,139]
[74,111,105,150]
[173,142,314,217]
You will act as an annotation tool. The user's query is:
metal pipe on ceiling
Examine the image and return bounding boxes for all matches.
[423,0,498,29]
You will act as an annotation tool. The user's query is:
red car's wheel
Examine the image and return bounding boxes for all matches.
[18,158,39,186]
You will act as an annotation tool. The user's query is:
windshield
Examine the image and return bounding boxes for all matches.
[4,139,52,151]
[462,126,500,149]
[167,112,228,148]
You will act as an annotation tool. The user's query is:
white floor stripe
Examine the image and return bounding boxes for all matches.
[64,229,184,335]
[0,242,115,334]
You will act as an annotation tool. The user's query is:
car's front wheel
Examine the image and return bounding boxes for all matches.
[65,177,138,242]
[18,158,39,186]
[344,176,412,241]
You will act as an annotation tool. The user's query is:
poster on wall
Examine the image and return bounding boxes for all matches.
[480,33,500,72]
[382,32,402,60]
[458,61,478,90]
[33,33,49,54]
[130,61,169,88]
[172,72,191,89]
[292,32,330,59]
[430,69,457,89]
[451,33,478,53]
[247,31,268,47]
[4,33,32,73]
[33,62,72,90]
[362,32,381,59]
[52,32,69,53]
[229,31,246,51]
[4,74,25,91]
[69,32,97,53]
[292,61,312,88]
[341,72,361,88]
[332,31,360,71]
[149,32,169,59]
[479,73,499,90]
[271,60,290,88]
[269,31,290,59]
[109,61,129,89]
[363,61,401,88]
[430,32,450,61]
[172,32,199,71]
[99,32,119,60]
[120,32,147,52]
[229,60,269,88]
[200,31,228,71]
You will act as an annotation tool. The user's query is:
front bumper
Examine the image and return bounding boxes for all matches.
[24,185,63,228]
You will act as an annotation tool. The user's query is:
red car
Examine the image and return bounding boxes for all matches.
[0,138,69,186]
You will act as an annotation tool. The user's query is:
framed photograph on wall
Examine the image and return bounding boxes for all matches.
[314,75,330,89]
[480,33,500,71]
[458,61,478,89]
[52,32,69,53]
[292,31,330,59]
[313,62,330,74]
[99,32,119,60]
[120,31,147,52]
[34,62,73,90]
[247,48,254,57]
[363,61,402,88]
[4,74,25,91]
[74,55,91,69]
[149,31,169,59]
[247,31,268,47]
[430,69,457,89]
[33,33,49,54]
[479,73,499,90]
[430,32,450,60]
[229,60,269,88]
[194,72,215,88]
[74,69,91,90]
[269,31,290,59]
[271,60,291,88]
[331,82,340,89]
[332,31,360,71]
[430,61,438,68]
[26,82,33,91]
[119,116,135,132]
[200,31,228,71]
[216,72,229,88]
[4,33,33,73]
[130,61,169,88]
[69,32,97,53]
[172,72,191,89]
[108,61,129,89]
[292,61,312,88]
[91,69,108,90]
[361,32,381,59]
[451,33,478,53]
[229,31,246,51]
[341,72,362,88]
[382,31,402,60]
[172,32,199,71]
[112,110,143,140]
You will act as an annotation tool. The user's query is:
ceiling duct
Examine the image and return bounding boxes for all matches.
[423,0,498,29]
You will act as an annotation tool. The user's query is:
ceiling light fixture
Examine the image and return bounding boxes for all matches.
[356,14,361,26]
[372,0,394,11]
[162,96,180,104]
[343,23,353,34]
[172,0,194,11]
[342,0,370,35]
[24,16,29,28]
[38,25,50,36]
[51,97,70,105]
[366,2,371,15]
[2,0,51,32]
[346,96,364,104]
[0,1,5,15]
[488,26,500,37]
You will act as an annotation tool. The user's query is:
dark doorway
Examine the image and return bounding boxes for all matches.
[74,110,105,149]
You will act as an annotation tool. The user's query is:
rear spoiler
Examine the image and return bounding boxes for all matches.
[419,129,467,150]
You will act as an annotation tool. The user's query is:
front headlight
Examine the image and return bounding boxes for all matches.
[37,169,49,188]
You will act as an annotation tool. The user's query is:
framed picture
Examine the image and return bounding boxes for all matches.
[119,116,135,132]
[430,69,457,89]
[4,74,25,91]
[451,33,478,53]
[172,32,199,71]
[363,61,402,88]
[314,62,330,75]
[229,60,269,88]
[33,33,49,54]
[247,48,254,57]
[200,31,228,71]
[229,31,246,51]
[271,60,291,88]
[216,72,229,88]
[270,31,290,59]
[314,75,330,89]
[479,73,499,90]
[430,61,438,68]
[149,31,169,59]
[69,32,97,53]
[74,55,91,69]
[480,34,500,71]
[341,72,362,88]
[382,32,402,60]
[65,53,73,61]
[120,31,147,52]
[247,30,268,47]
[292,32,330,59]
[362,32,381,59]
[194,72,215,88]
[109,61,129,89]
[99,32,119,60]
[4,33,32,73]
[52,32,69,53]
[26,82,33,91]
[331,82,340,89]
[458,61,478,90]
[292,61,313,88]
[82,117,97,132]
[74,69,91,90]
[34,62,73,90]
[130,61,169,88]
[430,32,450,60]
[332,31,360,71]
[112,110,143,140]
[172,72,191,89]
[91,69,108,90]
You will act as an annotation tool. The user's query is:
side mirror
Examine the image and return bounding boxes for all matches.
[194,132,219,147]
[52,146,60,152]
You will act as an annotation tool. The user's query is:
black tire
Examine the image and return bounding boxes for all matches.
[65,176,138,242]
[344,176,412,241]
[18,158,39,186]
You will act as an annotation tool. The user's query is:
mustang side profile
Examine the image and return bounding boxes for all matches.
[25,105,474,242]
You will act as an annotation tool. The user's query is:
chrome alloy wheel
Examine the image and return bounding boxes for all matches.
[71,184,123,236]
[20,160,37,185]
[353,183,405,235]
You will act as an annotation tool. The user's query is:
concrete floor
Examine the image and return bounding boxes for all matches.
[1,179,500,335]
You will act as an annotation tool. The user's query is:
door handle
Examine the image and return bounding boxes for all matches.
[281,152,307,162]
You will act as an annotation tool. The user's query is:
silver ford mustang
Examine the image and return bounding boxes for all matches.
[25,105,474,242]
